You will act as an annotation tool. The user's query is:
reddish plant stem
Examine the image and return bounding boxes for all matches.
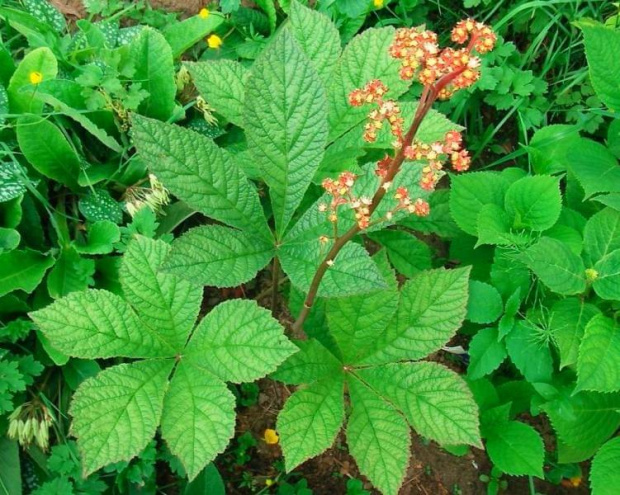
[291,69,466,334]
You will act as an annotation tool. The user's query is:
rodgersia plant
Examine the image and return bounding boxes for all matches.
[30,1,497,492]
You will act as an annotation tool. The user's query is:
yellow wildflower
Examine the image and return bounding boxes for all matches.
[29,71,43,85]
[199,8,209,19]
[264,428,279,445]
[374,0,385,8]
[207,34,223,49]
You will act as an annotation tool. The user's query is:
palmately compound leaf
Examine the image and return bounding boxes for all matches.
[590,437,620,495]
[162,225,274,288]
[184,299,297,383]
[30,289,172,358]
[70,359,173,476]
[120,236,202,351]
[270,339,342,385]
[186,60,248,128]
[483,420,544,477]
[346,376,410,495]
[244,29,328,236]
[504,175,562,231]
[131,115,271,241]
[358,362,481,448]
[576,314,620,394]
[161,363,236,481]
[362,267,470,364]
[277,375,345,471]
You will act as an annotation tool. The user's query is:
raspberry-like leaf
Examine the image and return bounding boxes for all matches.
[271,339,342,385]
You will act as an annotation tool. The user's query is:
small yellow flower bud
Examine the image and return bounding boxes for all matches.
[264,428,279,444]
[29,71,43,85]
[265,479,275,487]
[374,0,384,9]
[207,34,223,49]
[198,8,209,19]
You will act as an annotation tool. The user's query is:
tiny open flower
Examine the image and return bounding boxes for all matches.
[198,8,209,18]
[264,428,279,444]
[318,203,327,212]
[450,149,471,172]
[29,71,43,85]
[585,268,599,282]
[412,198,430,217]
[319,235,329,244]
[373,0,384,8]
[207,34,223,49]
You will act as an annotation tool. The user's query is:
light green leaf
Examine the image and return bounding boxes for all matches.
[162,225,274,288]
[163,12,225,58]
[0,437,21,495]
[131,28,176,121]
[346,376,410,495]
[0,249,54,297]
[74,220,120,255]
[7,46,57,113]
[363,267,470,364]
[288,0,341,86]
[504,175,561,231]
[468,327,507,380]
[551,298,600,369]
[519,237,586,295]
[187,61,248,127]
[30,289,171,358]
[529,124,581,175]
[161,363,235,481]
[584,208,620,265]
[46,247,95,299]
[277,375,345,471]
[476,204,529,247]
[594,249,620,300]
[484,421,544,477]
[466,281,503,324]
[368,230,432,277]
[576,315,620,393]
[70,359,173,476]
[358,362,481,447]
[185,299,296,383]
[449,172,510,236]
[566,138,620,199]
[271,339,342,385]
[131,115,271,241]
[244,29,328,236]
[590,437,620,495]
[0,228,20,253]
[0,162,26,203]
[16,116,81,189]
[505,321,553,383]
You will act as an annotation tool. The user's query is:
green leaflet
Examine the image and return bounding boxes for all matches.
[163,12,225,58]
[119,236,202,350]
[466,281,503,324]
[0,437,21,495]
[0,249,54,297]
[162,225,274,288]
[270,339,342,385]
[590,437,620,495]
[277,375,345,471]
[187,60,248,127]
[593,249,620,300]
[244,29,328,236]
[504,175,562,231]
[368,230,432,277]
[361,267,470,364]
[161,363,236,480]
[74,220,120,255]
[46,247,95,299]
[483,420,544,477]
[583,208,620,265]
[184,299,297,383]
[519,237,586,295]
[346,377,410,495]
[130,28,176,121]
[566,138,620,199]
[69,359,173,476]
[7,46,57,114]
[358,362,481,447]
[288,0,341,86]
[131,115,271,241]
[467,327,507,380]
[575,315,620,394]
[505,321,553,383]
[16,116,81,189]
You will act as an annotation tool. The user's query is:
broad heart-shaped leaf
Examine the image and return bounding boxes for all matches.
[483,420,544,477]
[270,339,342,385]
[575,315,620,394]
[161,363,235,481]
[504,175,562,231]
[16,116,81,189]
[244,29,328,236]
[162,225,274,288]
[328,27,410,141]
[184,299,296,383]
[358,362,481,447]
[288,0,341,86]
[7,46,57,113]
[542,391,620,463]
[593,249,620,300]
[566,138,620,199]
[120,236,201,351]
[519,237,586,295]
[583,208,620,265]
[30,289,172,358]
[277,375,345,471]
[346,376,410,495]
[130,27,176,121]
[361,267,470,365]
[467,327,507,380]
[576,19,620,111]
[187,61,247,128]
[550,298,600,369]
[449,172,511,236]
[131,115,271,242]
[0,249,54,297]
[590,437,620,495]
[70,359,173,476]
[279,241,387,298]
